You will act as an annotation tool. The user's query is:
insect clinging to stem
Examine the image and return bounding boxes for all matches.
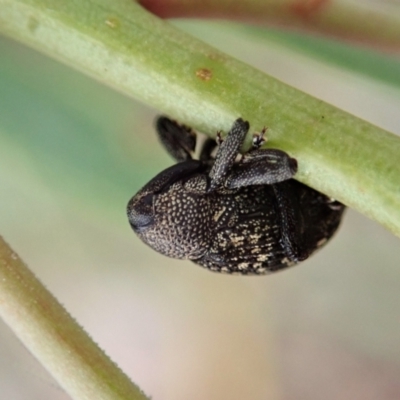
[127,116,345,275]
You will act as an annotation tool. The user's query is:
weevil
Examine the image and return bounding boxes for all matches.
[127,117,345,275]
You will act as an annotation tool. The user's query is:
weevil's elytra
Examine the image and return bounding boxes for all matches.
[127,116,345,275]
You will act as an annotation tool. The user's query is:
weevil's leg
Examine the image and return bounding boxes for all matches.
[225,149,297,189]
[251,127,267,150]
[155,116,196,162]
[208,118,249,192]
[216,131,223,146]
[272,183,309,262]
[199,137,218,162]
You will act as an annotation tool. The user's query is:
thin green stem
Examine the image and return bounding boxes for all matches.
[0,235,149,400]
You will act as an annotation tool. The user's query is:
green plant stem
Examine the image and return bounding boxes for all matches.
[139,0,400,52]
[0,236,149,400]
[1,0,400,237]
[0,0,400,236]
[0,0,399,240]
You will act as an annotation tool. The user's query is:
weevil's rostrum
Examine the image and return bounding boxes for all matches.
[127,117,345,275]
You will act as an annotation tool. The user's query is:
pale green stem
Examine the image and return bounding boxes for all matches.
[1,0,398,236]
[0,236,149,400]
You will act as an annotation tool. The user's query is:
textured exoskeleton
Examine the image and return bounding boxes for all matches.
[127,117,345,274]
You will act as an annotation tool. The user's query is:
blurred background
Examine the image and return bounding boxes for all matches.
[1,17,400,400]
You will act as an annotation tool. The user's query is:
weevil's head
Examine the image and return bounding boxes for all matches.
[127,160,211,260]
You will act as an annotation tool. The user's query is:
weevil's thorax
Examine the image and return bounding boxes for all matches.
[137,174,215,260]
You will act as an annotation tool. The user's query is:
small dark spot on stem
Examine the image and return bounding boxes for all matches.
[196,68,213,81]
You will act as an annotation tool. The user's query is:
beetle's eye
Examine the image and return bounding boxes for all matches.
[127,193,155,232]
[129,212,154,231]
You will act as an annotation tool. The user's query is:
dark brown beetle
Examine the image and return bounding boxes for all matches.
[127,117,345,274]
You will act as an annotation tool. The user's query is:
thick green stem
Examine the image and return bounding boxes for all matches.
[0,0,399,239]
[0,236,149,400]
